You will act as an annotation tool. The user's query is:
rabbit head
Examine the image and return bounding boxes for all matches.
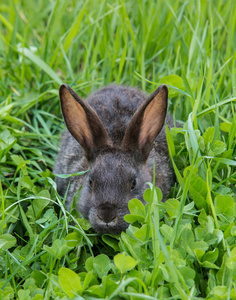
[58,84,169,234]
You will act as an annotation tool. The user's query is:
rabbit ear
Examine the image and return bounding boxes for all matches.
[59,84,112,160]
[122,85,168,162]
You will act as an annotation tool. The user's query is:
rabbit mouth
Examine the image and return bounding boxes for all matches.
[93,215,122,234]
[88,208,129,234]
[92,221,129,234]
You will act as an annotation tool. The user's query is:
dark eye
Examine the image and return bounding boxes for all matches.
[130,178,136,191]
[89,176,93,187]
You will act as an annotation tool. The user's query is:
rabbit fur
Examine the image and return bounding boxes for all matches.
[54,84,175,234]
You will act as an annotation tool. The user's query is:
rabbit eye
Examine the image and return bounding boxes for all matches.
[130,178,136,191]
[89,176,93,187]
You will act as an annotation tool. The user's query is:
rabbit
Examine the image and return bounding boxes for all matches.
[53,84,175,234]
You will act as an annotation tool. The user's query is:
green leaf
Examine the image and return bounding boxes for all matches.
[202,248,219,264]
[166,125,176,157]
[220,122,232,133]
[199,260,219,269]
[114,253,137,273]
[128,198,145,217]
[23,278,37,290]
[0,135,17,161]
[93,254,111,278]
[226,247,236,270]
[85,256,94,272]
[209,140,226,156]
[35,209,56,225]
[179,266,195,284]
[195,249,219,269]
[187,171,208,210]
[215,195,234,216]
[159,74,185,97]
[19,205,34,238]
[17,47,62,84]
[181,229,194,249]
[125,198,146,223]
[88,285,104,298]
[18,289,31,300]
[203,127,215,144]
[160,224,174,242]
[102,234,120,251]
[54,170,88,178]
[166,127,185,189]
[76,218,91,231]
[207,286,228,298]
[192,241,209,252]
[82,271,94,291]
[120,232,140,261]
[204,156,236,166]
[58,267,82,298]
[27,191,51,220]
[231,226,236,236]
[118,44,126,78]
[32,295,44,300]
[134,224,149,242]
[198,211,215,234]
[0,281,14,299]
[65,232,83,247]
[30,270,47,288]
[124,214,145,223]
[11,155,29,174]
[43,239,73,259]
[164,199,180,218]
[100,276,118,297]
[0,234,16,250]
[143,188,151,202]
[21,176,34,190]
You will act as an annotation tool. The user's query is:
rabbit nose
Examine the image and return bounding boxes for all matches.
[97,204,117,224]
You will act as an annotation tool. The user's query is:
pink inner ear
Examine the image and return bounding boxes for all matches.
[61,88,93,148]
[139,88,167,149]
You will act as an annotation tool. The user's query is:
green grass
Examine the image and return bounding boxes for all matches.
[0,0,236,299]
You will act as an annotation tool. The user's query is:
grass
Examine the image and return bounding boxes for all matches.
[0,0,236,298]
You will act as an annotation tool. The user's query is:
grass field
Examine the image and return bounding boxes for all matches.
[1,0,236,299]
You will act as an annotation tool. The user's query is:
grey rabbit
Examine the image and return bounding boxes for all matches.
[53,84,175,234]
